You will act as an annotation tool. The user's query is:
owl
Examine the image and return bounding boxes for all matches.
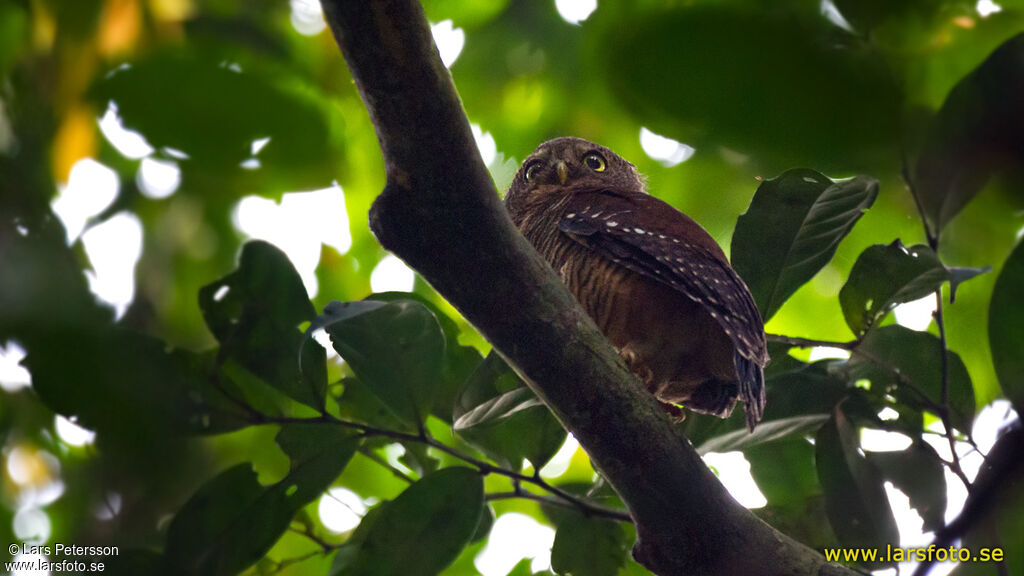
[504,137,768,430]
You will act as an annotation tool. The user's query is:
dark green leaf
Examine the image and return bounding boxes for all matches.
[732,169,879,321]
[198,241,325,410]
[989,238,1024,414]
[839,240,947,336]
[866,441,947,532]
[843,325,975,431]
[320,299,446,427]
[597,6,902,170]
[26,327,248,437]
[367,292,484,423]
[89,49,335,184]
[165,425,358,576]
[337,377,411,432]
[453,352,566,470]
[550,513,629,576]
[915,33,1024,234]
[693,361,848,453]
[816,407,898,562]
[745,439,819,507]
[199,240,315,340]
[335,467,485,576]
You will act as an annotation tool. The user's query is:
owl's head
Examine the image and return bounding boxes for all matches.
[505,137,646,220]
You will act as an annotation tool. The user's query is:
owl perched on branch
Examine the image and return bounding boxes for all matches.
[505,137,768,430]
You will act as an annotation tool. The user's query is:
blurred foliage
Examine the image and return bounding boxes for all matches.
[0,0,1022,575]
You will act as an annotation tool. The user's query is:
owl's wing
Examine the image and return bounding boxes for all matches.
[558,190,767,427]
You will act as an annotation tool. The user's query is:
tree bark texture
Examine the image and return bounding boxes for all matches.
[321,2,856,575]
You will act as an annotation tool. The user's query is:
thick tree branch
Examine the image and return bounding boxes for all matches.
[321,2,854,574]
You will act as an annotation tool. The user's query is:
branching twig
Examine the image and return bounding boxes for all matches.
[248,411,630,524]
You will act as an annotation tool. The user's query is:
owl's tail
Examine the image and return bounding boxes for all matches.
[734,351,766,431]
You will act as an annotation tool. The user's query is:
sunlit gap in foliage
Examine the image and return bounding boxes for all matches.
[82,213,144,320]
[4,442,65,550]
[702,452,767,508]
[99,102,153,159]
[431,20,465,68]
[555,0,597,25]
[55,416,96,447]
[318,487,367,533]
[819,0,854,32]
[872,401,1018,576]
[475,512,555,576]
[0,341,32,392]
[893,295,937,331]
[808,346,850,362]
[51,159,143,319]
[291,0,326,36]
[233,185,353,298]
[137,157,181,199]
[369,254,415,293]
[539,435,579,479]
[976,0,1003,17]
[639,127,694,167]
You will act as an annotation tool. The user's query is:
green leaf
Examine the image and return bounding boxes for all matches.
[319,299,446,427]
[200,240,315,339]
[745,439,819,508]
[989,238,1024,414]
[26,327,248,437]
[693,361,848,453]
[732,169,879,321]
[334,467,485,576]
[164,426,359,575]
[816,407,898,562]
[199,241,325,410]
[843,325,976,432]
[453,352,566,470]
[947,265,990,303]
[915,33,1024,234]
[89,49,336,186]
[866,441,947,533]
[596,6,902,170]
[839,240,948,336]
[367,292,484,423]
[550,514,629,576]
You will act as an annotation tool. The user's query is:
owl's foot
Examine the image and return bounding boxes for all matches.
[659,401,687,423]
[619,345,654,386]
[686,380,739,419]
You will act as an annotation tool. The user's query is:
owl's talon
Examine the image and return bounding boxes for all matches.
[619,346,653,385]
[660,402,687,423]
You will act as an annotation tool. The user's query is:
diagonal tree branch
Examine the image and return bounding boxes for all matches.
[320,2,855,574]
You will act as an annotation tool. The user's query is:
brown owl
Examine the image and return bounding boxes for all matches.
[505,137,768,430]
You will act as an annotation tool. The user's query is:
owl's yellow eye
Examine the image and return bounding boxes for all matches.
[524,162,543,182]
[584,152,606,172]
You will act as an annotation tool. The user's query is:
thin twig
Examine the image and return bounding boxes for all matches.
[487,488,632,522]
[248,412,632,523]
[766,333,856,350]
[288,526,338,553]
[933,292,971,489]
[267,550,322,574]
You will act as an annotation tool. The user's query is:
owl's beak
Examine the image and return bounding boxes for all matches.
[556,161,569,185]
